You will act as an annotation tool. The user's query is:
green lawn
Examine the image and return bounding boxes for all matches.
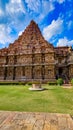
[0,84,73,115]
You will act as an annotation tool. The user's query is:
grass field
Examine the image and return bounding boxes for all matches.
[0,84,73,115]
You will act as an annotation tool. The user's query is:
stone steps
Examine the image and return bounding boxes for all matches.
[63,83,72,88]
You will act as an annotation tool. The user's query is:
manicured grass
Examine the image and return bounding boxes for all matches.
[0,84,73,115]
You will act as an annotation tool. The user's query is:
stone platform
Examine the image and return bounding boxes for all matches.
[0,111,73,130]
[29,83,44,91]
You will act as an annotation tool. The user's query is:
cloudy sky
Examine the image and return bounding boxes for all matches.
[0,0,73,48]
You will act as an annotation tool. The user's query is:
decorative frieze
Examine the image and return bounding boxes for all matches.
[0,20,72,81]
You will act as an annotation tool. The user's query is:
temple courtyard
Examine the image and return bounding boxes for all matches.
[0,84,73,114]
[0,84,73,129]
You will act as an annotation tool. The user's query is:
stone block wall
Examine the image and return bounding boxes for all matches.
[45,53,54,63]
[17,54,32,65]
[0,20,72,82]
[15,67,22,79]
[45,65,55,79]
[8,56,14,65]
[69,65,73,79]
[0,56,6,65]
[0,67,4,80]
[6,67,13,80]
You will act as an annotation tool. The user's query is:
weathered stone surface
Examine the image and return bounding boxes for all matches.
[0,111,73,130]
[0,20,73,82]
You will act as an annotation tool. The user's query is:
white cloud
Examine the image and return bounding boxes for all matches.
[5,0,55,30]
[6,0,25,14]
[0,24,14,44]
[18,30,24,36]
[25,0,41,13]
[51,0,65,4]
[0,8,4,16]
[0,0,68,47]
[57,37,73,46]
[43,18,63,41]
[38,0,54,21]
[67,20,73,29]
[56,0,65,4]
[41,0,54,13]
[25,0,55,22]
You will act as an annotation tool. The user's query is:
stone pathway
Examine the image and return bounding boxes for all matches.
[0,111,73,130]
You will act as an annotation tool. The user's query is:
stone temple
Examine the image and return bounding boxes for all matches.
[0,20,73,83]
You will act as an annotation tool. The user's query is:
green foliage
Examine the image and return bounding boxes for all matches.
[0,82,26,85]
[27,82,32,85]
[57,78,63,86]
[71,78,73,86]
[47,81,57,85]
[27,81,41,85]
[0,85,73,114]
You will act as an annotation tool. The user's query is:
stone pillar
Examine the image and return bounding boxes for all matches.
[41,65,45,80]
[13,54,17,80]
[4,67,7,80]
[4,55,9,80]
[13,67,16,80]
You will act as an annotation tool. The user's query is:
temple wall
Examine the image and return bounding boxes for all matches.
[33,66,41,79]
[45,53,54,63]
[8,56,14,65]
[6,67,13,80]
[0,56,6,65]
[0,67,4,80]
[17,55,32,64]
[0,52,55,81]
[25,66,32,79]
[15,67,22,79]
[0,50,72,82]
[0,21,72,82]
[34,54,41,64]
[69,65,73,79]
[45,65,55,79]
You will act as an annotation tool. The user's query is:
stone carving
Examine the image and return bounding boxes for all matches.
[0,20,73,82]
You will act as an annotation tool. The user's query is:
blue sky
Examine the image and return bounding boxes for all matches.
[0,0,73,48]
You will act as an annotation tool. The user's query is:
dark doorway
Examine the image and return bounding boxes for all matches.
[59,67,63,75]
[22,67,25,77]
[56,67,63,79]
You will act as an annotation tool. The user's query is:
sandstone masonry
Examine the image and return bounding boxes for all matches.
[0,20,73,82]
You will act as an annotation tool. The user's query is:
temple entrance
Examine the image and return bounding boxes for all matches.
[57,67,69,83]
[59,67,63,77]
[56,67,63,79]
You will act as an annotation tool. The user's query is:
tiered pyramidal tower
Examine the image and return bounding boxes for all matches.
[0,20,72,82]
[8,20,54,54]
